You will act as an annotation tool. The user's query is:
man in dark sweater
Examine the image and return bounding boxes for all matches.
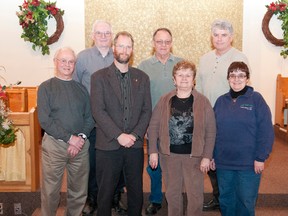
[38,47,94,216]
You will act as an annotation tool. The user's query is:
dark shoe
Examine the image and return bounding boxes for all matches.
[112,191,127,216]
[82,201,97,215]
[113,201,128,216]
[203,199,220,211]
[145,203,162,215]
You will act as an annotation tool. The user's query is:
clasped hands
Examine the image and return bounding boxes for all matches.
[67,135,85,158]
[117,133,137,148]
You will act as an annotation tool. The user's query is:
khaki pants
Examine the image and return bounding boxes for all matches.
[160,153,203,216]
[41,134,90,216]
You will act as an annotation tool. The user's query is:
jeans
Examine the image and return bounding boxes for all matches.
[217,169,261,216]
[147,156,163,204]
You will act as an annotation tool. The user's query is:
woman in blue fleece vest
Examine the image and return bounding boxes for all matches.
[213,61,274,216]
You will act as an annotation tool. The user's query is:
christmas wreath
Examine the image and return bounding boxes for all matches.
[262,1,288,58]
[16,0,64,55]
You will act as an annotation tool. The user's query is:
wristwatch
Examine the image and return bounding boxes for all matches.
[78,133,87,141]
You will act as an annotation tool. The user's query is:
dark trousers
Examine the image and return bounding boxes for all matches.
[87,129,126,206]
[87,128,97,204]
[208,169,220,201]
[96,147,144,216]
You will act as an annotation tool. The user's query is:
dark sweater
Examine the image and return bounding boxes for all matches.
[213,86,274,170]
[37,77,94,142]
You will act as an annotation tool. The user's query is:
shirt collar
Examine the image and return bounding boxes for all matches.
[151,53,175,64]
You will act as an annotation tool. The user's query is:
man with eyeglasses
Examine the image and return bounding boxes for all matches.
[196,19,249,212]
[38,47,94,216]
[138,27,183,215]
[91,31,152,216]
[73,20,127,215]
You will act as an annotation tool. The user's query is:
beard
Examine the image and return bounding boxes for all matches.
[114,50,131,64]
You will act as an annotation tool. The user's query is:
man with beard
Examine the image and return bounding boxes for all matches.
[73,20,127,216]
[90,31,152,216]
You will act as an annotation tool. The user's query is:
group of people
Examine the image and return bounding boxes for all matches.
[37,18,275,216]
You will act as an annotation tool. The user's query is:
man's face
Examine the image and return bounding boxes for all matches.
[54,50,76,79]
[113,35,133,64]
[92,22,112,49]
[211,28,233,53]
[153,30,172,56]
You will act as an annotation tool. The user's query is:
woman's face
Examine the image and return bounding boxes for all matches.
[228,70,249,92]
[173,68,195,91]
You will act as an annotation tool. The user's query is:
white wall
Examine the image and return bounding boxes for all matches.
[243,0,288,122]
[0,0,85,86]
[0,0,286,122]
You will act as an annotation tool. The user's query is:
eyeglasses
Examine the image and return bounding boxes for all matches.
[56,58,75,65]
[94,31,112,37]
[154,40,172,46]
[228,74,247,80]
[115,44,133,50]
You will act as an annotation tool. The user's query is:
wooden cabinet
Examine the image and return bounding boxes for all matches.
[0,87,41,192]
[0,108,41,192]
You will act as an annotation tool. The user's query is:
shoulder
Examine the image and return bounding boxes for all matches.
[77,47,96,58]
[39,77,55,89]
[170,54,183,62]
[201,50,214,58]
[92,64,113,78]
[138,57,154,68]
[230,47,248,61]
[131,67,150,79]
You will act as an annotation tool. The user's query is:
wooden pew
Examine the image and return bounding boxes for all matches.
[0,107,41,192]
[275,74,288,127]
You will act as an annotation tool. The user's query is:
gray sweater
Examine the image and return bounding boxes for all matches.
[37,77,95,142]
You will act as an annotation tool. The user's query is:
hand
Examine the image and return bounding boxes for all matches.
[117,133,135,148]
[210,158,216,171]
[149,153,158,169]
[68,135,85,151]
[67,144,80,158]
[200,158,210,173]
[254,160,264,174]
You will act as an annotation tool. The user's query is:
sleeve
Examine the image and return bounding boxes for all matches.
[147,98,163,154]
[81,89,95,137]
[254,94,275,161]
[202,98,216,159]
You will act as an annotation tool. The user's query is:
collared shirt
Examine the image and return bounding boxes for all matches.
[115,68,131,132]
[73,46,114,94]
[138,54,183,109]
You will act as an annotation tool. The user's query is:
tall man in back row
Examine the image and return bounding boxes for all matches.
[196,19,249,211]
[138,27,183,215]
[73,20,127,215]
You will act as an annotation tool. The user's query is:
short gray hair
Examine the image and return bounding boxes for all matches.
[211,19,234,35]
[91,20,112,33]
[53,47,76,60]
